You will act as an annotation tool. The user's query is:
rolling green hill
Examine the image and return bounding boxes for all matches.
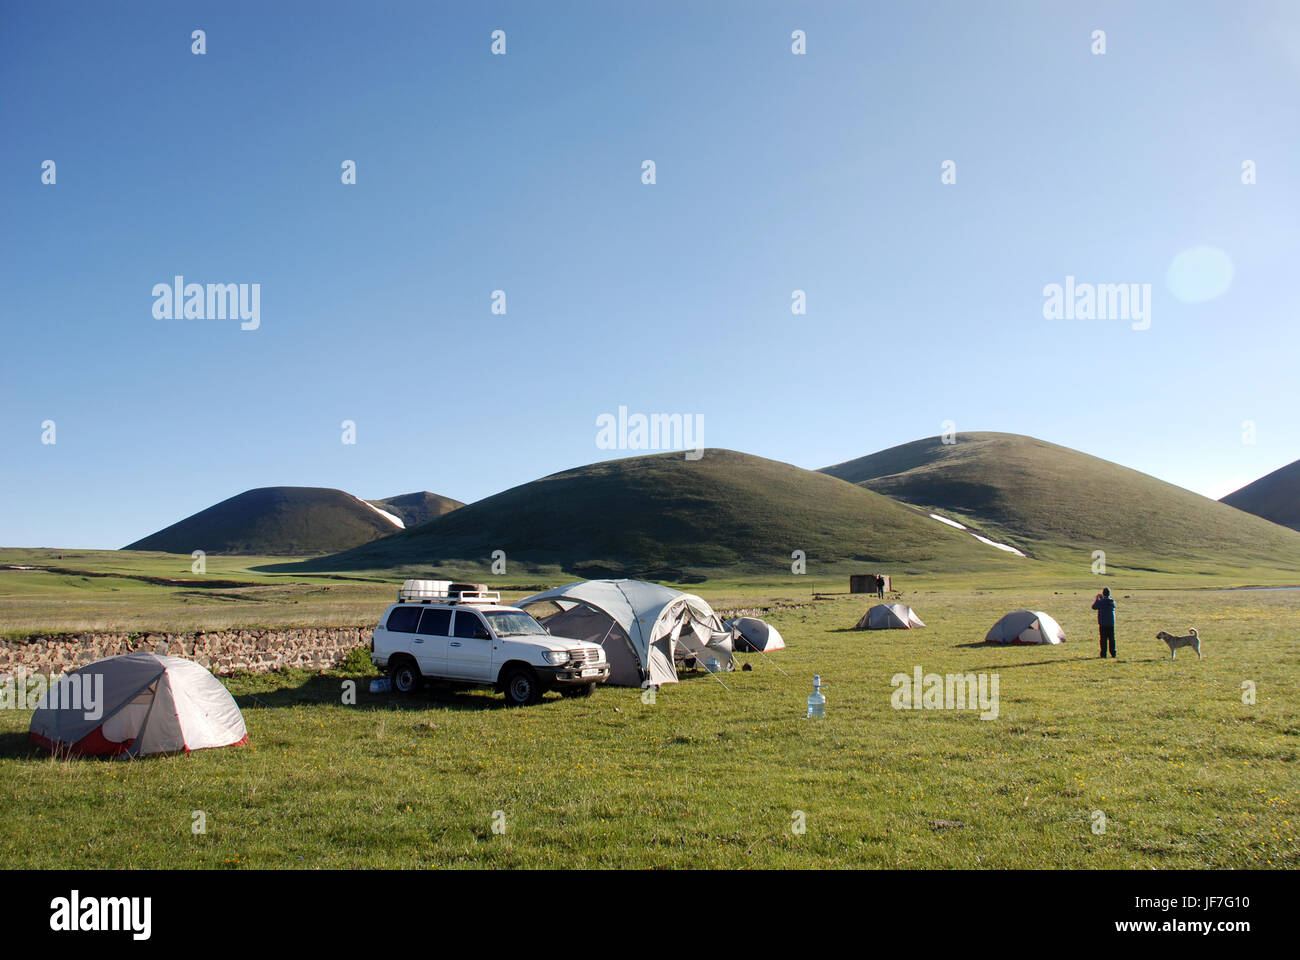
[123,486,405,555]
[368,491,464,527]
[821,432,1300,573]
[281,450,1023,579]
[1221,459,1300,532]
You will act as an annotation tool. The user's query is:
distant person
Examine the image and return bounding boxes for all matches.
[876,575,885,599]
[1092,587,1117,658]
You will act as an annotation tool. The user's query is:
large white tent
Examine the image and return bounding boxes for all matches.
[856,603,926,630]
[984,610,1067,645]
[518,579,732,686]
[29,653,248,757]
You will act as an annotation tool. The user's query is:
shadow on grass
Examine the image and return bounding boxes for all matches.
[237,673,510,713]
[970,659,1082,670]
[0,731,38,759]
[962,653,1171,670]
[942,642,1088,669]
[235,666,727,714]
[1,730,231,763]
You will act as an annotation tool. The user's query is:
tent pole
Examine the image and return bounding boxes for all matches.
[744,642,790,678]
[698,661,730,691]
[680,621,730,690]
[729,622,791,677]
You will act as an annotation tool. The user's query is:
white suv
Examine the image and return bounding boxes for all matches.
[370,581,610,706]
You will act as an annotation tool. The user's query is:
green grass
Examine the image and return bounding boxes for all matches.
[1,578,1294,868]
[822,433,1300,571]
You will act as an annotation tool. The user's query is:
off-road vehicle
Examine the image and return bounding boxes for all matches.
[370,580,610,706]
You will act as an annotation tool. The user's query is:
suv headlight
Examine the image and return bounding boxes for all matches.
[541,650,571,665]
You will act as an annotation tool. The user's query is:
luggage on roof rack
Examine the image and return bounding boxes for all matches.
[397,579,499,605]
[399,579,451,600]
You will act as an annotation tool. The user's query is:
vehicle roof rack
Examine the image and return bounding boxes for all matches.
[397,579,500,605]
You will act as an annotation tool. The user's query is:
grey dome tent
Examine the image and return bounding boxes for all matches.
[29,654,247,757]
[856,604,926,630]
[518,579,732,687]
[984,610,1066,645]
[724,617,787,652]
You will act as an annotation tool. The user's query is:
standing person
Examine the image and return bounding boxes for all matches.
[1092,587,1116,658]
[876,575,885,599]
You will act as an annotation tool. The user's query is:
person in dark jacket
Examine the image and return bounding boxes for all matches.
[1092,587,1117,658]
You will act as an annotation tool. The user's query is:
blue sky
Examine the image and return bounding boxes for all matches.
[2,0,1298,549]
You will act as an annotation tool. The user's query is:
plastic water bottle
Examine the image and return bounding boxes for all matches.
[806,675,826,719]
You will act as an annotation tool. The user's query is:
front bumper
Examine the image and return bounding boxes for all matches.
[537,662,610,690]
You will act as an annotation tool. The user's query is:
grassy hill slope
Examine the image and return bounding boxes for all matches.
[368,491,464,527]
[123,486,402,556]
[822,433,1300,572]
[1221,459,1300,532]
[281,449,1023,579]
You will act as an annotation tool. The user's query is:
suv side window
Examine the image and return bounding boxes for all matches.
[386,606,422,633]
[453,611,491,640]
[417,608,452,636]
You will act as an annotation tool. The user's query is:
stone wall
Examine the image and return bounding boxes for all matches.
[0,627,373,678]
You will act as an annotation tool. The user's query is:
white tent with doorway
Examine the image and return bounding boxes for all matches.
[984,610,1067,645]
[29,653,248,757]
[724,616,787,652]
[856,603,926,630]
[518,579,732,686]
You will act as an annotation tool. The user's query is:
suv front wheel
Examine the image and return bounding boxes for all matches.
[390,657,422,695]
[501,666,542,707]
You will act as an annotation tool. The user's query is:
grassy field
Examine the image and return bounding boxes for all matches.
[7,545,1300,639]
[0,548,395,637]
[1,571,1294,869]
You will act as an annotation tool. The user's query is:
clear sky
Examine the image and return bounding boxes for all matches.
[2,0,1298,549]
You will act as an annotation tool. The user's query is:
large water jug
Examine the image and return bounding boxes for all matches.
[806,675,825,719]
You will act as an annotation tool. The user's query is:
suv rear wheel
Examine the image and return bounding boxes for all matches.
[501,666,542,707]
[390,657,422,695]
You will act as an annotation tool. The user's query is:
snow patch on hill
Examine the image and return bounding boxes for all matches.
[929,513,967,530]
[929,512,1025,556]
[972,534,1026,557]
[354,496,404,529]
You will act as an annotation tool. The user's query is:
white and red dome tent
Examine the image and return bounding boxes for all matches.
[984,610,1067,645]
[724,617,787,652]
[30,653,248,758]
[856,603,926,630]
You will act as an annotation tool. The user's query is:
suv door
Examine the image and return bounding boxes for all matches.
[448,609,495,680]
[413,607,453,677]
[382,605,422,664]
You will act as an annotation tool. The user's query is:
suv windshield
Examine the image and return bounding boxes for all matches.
[483,610,547,638]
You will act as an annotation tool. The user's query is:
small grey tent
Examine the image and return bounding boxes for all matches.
[724,616,787,652]
[856,604,925,630]
[984,610,1066,645]
[29,654,247,757]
